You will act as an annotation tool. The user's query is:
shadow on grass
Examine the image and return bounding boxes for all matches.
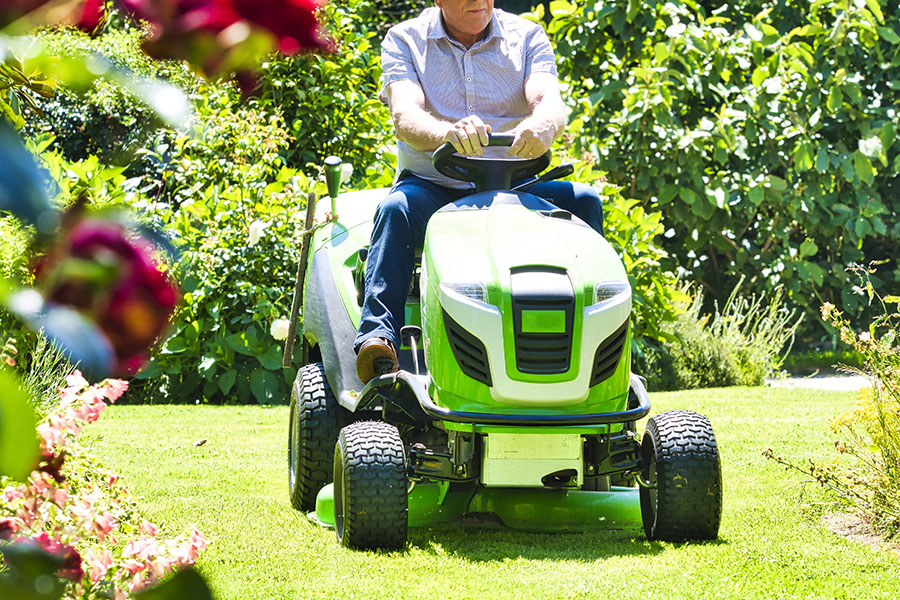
[404,519,726,561]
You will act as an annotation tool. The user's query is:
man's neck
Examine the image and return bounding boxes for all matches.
[441,14,490,49]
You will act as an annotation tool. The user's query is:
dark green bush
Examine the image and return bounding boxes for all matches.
[544,0,900,343]
[127,104,315,404]
[22,25,192,169]
[252,0,393,183]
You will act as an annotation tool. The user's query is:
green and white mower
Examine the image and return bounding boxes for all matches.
[285,136,722,550]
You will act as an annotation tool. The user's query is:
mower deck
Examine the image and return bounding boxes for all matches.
[310,483,642,533]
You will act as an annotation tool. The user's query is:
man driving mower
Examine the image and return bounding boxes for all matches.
[355,0,605,383]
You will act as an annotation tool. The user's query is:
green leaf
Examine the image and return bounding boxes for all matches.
[815,146,830,173]
[794,142,813,172]
[257,345,283,370]
[250,368,279,404]
[800,239,819,257]
[0,369,39,481]
[865,0,884,23]
[226,333,255,356]
[135,568,213,600]
[198,355,216,374]
[749,186,764,205]
[853,151,875,185]
[162,337,187,354]
[219,369,237,395]
[878,26,900,43]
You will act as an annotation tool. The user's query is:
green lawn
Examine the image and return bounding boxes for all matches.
[85,387,900,599]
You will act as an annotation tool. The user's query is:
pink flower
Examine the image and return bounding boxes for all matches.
[140,520,159,537]
[94,511,117,540]
[4,485,26,503]
[50,487,69,508]
[122,558,146,575]
[86,548,113,584]
[123,536,159,561]
[189,527,208,552]
[66,370,89,389]
[103,378,129,402]
[37,419,67,450]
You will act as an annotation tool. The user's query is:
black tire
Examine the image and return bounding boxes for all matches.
[639,410,722,541]
[288,362,346,511]
[334,421,408,550]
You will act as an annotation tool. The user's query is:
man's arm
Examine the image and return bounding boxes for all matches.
[385,80,491,156]
[507,72,566,158]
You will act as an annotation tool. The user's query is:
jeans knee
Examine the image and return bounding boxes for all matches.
[373,193,411,231]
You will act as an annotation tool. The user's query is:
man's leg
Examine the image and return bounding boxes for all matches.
[529,180,604,236]
[355,174,460,381]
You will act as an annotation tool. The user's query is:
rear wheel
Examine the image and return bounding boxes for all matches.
[334,421,408,550]
[288,362,346,511]
[639,410,722,541]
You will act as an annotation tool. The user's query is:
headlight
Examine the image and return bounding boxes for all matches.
[592,280,630,307]
[440,281,488,305]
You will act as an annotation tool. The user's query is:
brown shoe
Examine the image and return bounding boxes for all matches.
[356,337,398,384]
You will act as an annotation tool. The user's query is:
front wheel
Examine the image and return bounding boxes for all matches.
[334,421,408,550]
[640,410,722,541]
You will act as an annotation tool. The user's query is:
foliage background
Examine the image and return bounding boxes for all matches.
[545,0,900,344]
[7,0,892,401]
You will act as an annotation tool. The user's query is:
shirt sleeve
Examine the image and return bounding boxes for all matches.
[523,26,558,79]
[380,27,419,104]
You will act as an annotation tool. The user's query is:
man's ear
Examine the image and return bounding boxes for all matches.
[434,0,444,9]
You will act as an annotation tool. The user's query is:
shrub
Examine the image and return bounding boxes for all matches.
[22,25,193,169]
[542,0,900,342]
[252,0,394,183]
[655,279,800,390]
[127,107,315,403]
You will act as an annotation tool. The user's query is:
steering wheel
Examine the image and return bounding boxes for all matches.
[432,134,551,192]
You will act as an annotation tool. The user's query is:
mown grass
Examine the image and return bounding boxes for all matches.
[85,387,900,599]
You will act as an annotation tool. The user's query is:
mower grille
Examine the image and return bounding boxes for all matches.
[509,267,576,375]
[589,321,628,386]
[442,309,492,386]
[511,297,574,374]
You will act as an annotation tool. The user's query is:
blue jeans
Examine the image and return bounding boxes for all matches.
[354,173,604,352]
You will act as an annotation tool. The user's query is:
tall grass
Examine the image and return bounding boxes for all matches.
[655,279,801,390]
[20,334,74,418]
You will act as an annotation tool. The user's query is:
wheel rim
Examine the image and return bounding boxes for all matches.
[288,401,298,490]
[334,446,346,541]
[647,451,658,512]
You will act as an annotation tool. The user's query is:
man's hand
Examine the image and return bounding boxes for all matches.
[442,116,491,156]
[507,120,555,159]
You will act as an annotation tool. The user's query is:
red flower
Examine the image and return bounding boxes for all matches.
[37,450,67,484]
[1,0,106,32]
[233,0,331,54]
[13,532,85,582]
[120,0,331,75]
[76,0,106,32]
[36,218,179,375]
[0,518,19,541]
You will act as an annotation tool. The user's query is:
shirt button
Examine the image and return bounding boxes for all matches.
[468,105,473,110]
[467,77,472,82]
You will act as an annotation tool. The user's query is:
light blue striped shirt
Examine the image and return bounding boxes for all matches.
[380,7,558,189]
